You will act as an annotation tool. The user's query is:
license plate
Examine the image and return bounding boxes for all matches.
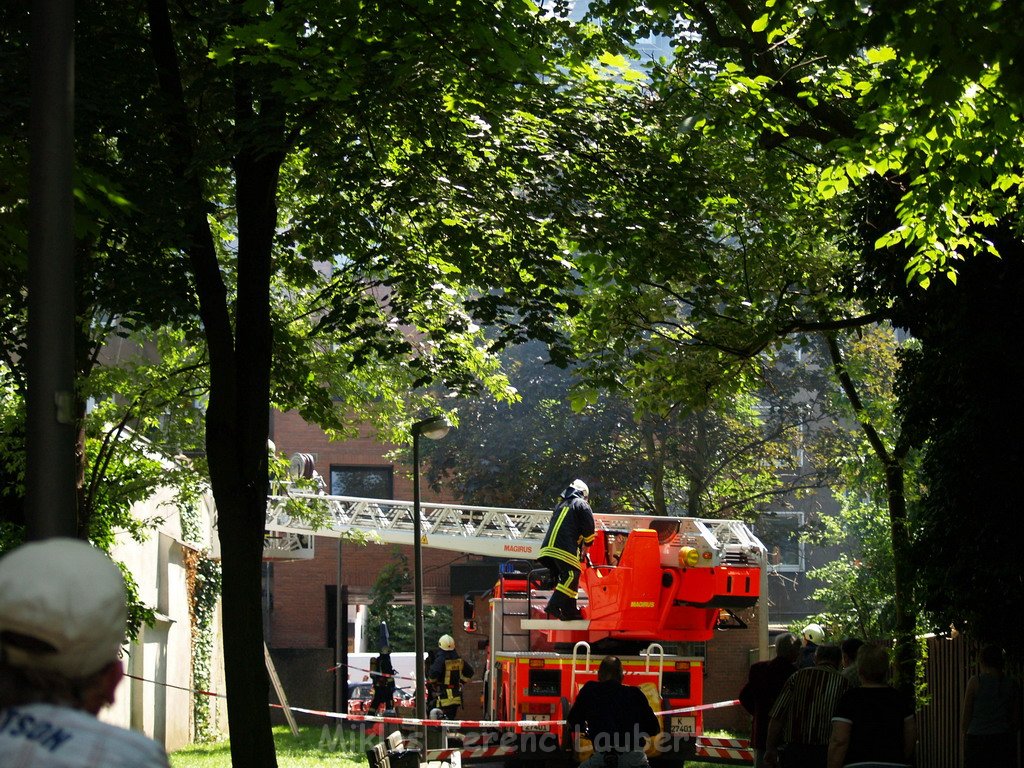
[670,716,695,734]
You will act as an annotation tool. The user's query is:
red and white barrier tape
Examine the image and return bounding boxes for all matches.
[126,673,739,730]
[658,698,741,715]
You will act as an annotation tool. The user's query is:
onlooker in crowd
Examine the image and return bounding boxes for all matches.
[539,479,595,621]
[740,632,801,768]
[429,634,474,720]
[840,638,865,687]
[764,644,850,768]
[961,644,1021,768]
[827,643,916,767]
[368,645,396,713]
[800,623,825,669]
[0,538,170,767]
[566,656,661,768]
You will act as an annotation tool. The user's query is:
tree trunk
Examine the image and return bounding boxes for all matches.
[825,332,917,696]
[145,1,283,763]
[884,461,916,695]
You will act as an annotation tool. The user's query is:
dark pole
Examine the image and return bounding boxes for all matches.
[340,585,349,716]
[411,415,450,748]
[26,0,77,540]
[342,540,350,716]
[413,427,426,727]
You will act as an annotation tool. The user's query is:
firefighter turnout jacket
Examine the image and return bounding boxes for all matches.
[430,650,475,708]
[539,486,596,568]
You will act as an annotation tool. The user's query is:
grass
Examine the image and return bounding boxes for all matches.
[170,725,370,767]
[170,726,748,768]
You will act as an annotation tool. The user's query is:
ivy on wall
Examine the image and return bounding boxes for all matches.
[180,500,222,742]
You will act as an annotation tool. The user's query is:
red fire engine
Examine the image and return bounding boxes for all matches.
[470,516,766,766]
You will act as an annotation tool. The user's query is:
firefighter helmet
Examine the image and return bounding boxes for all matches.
[802,623,824,644]
[571,479,589,498]
[438,634,456,651]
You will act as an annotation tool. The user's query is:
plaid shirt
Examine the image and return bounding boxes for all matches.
[768,663,851,746]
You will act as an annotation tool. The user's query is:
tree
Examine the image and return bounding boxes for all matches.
[805,325,924,646]
[425,340,829,519]
[572,0,1024,684]
[125,2,605,764]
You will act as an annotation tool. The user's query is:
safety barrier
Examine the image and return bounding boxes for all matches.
[127,673,753,764]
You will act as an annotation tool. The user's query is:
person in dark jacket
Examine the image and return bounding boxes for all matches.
[566,656,661,768]
[539,479,595,620]
[429,634,474,720]
[368,645,396,713]
[740,632,801,767]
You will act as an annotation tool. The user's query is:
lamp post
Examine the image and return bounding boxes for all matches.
[412,415,451,729]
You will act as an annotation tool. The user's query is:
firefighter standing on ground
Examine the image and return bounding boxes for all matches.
[539,479,595,621]
[368,645,396,713]
[430,634,474,720]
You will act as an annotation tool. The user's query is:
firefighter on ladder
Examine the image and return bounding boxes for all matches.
[430,634,475,720]
[539,479,595,621]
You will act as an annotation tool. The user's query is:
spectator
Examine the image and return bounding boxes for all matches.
[840,638,865,687]
[739,632,801,768]
[539,479,595,621]
[566,656,661,768]
[961,644,1021,768]
[429,634,474,720]
[827,643,916,767]
[800,623,825,669]
[764,644,850,768]
[0,538,169,767]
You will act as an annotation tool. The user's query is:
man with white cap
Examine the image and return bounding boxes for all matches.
[538,479,595,621]
[0,538,170,767]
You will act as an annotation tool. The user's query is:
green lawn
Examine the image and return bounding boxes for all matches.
[170,725,745,768]
[170,725,369,768]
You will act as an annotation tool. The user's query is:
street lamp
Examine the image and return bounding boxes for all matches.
[412,415,451,727]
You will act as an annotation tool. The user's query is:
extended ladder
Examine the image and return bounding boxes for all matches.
[260,489,765,566]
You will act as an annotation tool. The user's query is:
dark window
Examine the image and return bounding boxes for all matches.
[528,669,561,697]
[661,671,692,699]
[330,465,393,498]
[755,511,804,572]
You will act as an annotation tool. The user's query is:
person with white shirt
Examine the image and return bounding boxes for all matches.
[0,538,170,767]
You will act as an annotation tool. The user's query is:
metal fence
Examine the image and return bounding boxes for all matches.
[917,633,1022,768]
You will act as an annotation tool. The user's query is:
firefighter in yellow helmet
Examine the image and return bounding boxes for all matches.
[429,634,474,720]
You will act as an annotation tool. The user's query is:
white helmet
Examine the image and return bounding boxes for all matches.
[438,634,455,651]
[802,623,824,644]
[571,479,589,498]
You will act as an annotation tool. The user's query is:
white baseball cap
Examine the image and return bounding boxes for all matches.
[0,538,128,679]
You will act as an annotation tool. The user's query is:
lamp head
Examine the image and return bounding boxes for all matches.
[413,415,451,440]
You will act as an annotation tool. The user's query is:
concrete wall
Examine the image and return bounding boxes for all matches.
[100,483,226,752]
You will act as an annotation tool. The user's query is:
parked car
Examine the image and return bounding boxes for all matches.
[347,682,416,715]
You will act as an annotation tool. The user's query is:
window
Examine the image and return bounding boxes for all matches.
[329,465,393,499]
[755,511,805,572]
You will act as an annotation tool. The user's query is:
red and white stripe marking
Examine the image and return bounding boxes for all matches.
[425,745,518,761]
[695,735,754,762]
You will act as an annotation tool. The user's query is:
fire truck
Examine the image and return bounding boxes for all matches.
[258,472,767,765]
[468,515,765,765]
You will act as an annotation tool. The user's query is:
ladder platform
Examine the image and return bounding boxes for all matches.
[521,619,591,630]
